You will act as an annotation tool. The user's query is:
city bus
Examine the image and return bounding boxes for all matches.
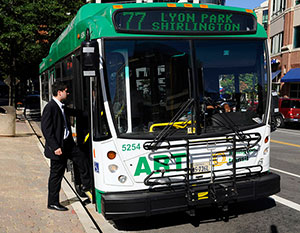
[39,0,280,220]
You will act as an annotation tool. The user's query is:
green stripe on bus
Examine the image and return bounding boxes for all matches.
[95,189,105,214]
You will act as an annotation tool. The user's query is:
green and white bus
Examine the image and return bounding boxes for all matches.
[39,0,280,220]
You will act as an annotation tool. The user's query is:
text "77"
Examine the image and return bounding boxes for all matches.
[122,12,146,30]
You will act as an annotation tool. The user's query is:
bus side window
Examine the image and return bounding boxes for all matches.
[62,57,74,108]
[41,72,49,102]
[92,77,111,140]
[106,52,127,133]
[55,63,62,81]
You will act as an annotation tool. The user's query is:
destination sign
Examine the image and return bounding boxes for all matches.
[113,8,256,35]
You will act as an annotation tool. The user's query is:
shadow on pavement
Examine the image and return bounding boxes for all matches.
[283,123,300,130]
[112,197,276,231]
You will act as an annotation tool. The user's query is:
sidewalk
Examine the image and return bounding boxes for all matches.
[0,119,86,233]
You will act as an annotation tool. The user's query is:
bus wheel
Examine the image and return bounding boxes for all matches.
[275,116,284,128]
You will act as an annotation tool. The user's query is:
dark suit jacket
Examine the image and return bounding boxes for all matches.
[41,99,74,160]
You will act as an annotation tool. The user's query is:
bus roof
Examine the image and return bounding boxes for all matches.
[39,2,267,73]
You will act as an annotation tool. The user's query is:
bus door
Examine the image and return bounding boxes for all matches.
[80,39,111,199]
[71,54,88,147]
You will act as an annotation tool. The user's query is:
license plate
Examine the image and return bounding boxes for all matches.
[192,162,211,173]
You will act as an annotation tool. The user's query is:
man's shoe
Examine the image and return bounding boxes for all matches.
[81,185,92,192]
[47,204,68,211]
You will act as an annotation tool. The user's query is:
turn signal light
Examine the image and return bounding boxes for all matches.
[264,136,269,143]
[107,151,116,160]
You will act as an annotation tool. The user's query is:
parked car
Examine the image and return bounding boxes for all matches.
[23,94,41,120]
[275,97,300,127]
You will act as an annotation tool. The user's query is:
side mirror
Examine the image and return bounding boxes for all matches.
[270,91,279,132]
[81,40,99,77]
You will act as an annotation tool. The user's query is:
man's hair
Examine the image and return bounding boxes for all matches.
[52,81,67,97]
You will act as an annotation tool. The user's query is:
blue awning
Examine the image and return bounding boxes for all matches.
[281,68,300,82]
[272,70,281,80]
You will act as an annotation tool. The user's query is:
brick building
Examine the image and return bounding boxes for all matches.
[254,0,269,31]
[267,0,300,97]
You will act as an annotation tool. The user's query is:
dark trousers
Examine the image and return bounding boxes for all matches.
[48,138,91,205]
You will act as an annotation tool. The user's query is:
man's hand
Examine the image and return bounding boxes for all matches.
[224,104,231,113]
[54,148,63,156]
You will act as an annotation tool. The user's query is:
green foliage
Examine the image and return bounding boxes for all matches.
[220,73,258,94]
[0,0,85,101]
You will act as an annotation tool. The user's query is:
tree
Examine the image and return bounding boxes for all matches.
[220,73,258,94]
[0,0,85,106]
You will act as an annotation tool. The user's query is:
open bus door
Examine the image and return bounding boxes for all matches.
[68,52,93,198]
[71,38,101,201]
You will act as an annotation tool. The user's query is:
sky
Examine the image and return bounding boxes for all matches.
[226,0,267,9]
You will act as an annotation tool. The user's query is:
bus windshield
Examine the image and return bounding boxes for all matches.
[104,39,268,138]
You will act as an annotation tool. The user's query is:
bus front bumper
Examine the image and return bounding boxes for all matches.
[101,172,280,220]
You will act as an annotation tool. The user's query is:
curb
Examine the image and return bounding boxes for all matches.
[24,119,100,233]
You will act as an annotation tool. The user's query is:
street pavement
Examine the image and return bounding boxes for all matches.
[0,119,86,233]
[2,117,299,233]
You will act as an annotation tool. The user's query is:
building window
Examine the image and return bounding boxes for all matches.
[272,0,286,16]
[290,84,300,98]
[262,10,268,31]
[294,26,300,48]
[262,10,268,23]
[271,32,283,54]
[296,0,300,6]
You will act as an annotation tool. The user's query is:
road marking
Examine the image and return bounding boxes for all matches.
[271,139,300,148]
[270,167,300,179]
[271,195,300,212]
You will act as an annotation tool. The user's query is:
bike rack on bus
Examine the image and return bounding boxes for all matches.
[143,132,262,205]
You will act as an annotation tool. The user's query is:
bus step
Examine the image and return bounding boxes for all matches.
[84,190,93,203]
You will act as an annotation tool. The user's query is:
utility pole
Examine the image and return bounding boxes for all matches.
[9,47,16,107]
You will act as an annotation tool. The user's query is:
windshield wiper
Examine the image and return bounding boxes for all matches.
[211,111,249,142]
[144,98,194,150]
[203,96,247,141]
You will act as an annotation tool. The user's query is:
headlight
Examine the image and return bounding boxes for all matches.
[118,175,127,184]
[108,164,118,173]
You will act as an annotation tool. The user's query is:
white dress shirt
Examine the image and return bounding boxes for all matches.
[53,97,69,139]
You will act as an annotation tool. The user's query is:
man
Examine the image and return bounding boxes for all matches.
[41,81,91,211]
